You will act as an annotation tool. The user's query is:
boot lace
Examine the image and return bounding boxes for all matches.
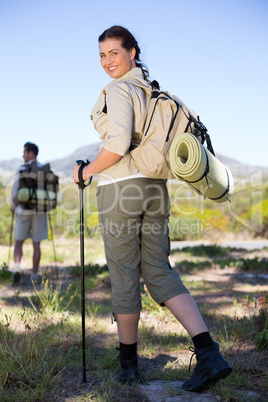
[188,346,196,372]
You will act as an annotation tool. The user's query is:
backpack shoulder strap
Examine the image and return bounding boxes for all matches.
[125,79,185,107]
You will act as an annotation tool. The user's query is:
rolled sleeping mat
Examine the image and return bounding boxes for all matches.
[18,188,63,206]
[169,133,234,203]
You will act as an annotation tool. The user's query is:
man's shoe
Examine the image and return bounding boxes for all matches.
[182,342,232,392]
[31,273,42,285]
[12,271,21,286]
[118,356,140,385]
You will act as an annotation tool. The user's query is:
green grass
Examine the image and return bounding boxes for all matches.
[171,244,268,273]
[174,259,212,273]
[0,242,267,400]
[28,279,77,314]
[138,324,189,352]
[70,262,108,278]
[180,244,233,257]
[214,256,268,272]
[0,318,80,401]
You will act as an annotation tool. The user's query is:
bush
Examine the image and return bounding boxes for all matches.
[174,259,212,272]
[0,263,12,282]
[87,212,100,236]
[236,257,268,272]
[180,244,230,257]
[70,263,108,277]
[0,206,13,244]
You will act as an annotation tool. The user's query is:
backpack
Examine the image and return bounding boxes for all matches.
[16,160,60,211]
[126,78,215,179]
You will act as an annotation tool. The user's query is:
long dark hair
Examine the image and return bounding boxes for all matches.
[98,25,151,84]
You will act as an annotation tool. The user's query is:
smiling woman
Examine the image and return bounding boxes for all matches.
[72,25,232,391]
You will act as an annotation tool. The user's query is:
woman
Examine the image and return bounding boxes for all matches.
[72,25,232,392]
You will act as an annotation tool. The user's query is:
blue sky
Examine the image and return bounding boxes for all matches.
[0,0,267,167]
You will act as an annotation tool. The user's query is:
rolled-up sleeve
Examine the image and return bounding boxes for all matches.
[103,82,134,156]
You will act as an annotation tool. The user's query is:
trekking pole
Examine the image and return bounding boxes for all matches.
[47,212,59,279]
[8,211,15,268]
[76,159,92,384]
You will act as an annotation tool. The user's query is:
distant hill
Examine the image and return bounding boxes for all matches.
[0,158,22,171]
[0,144,100,175]
[0,142,267,178]
[214,153,268,178]
[50,143,100,172]
[49,144,268,178]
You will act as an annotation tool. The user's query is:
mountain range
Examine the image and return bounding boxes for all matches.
[1,142,267,178]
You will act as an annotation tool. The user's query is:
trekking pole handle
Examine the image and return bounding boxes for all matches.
[76,160,92,190]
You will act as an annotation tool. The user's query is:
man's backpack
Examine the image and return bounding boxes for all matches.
[126,78,215,179]
[16,161,60,211]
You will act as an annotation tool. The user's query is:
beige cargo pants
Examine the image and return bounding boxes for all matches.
[97,178,189,314]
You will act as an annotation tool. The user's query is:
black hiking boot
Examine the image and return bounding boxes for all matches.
[118,356,140,385]
[12,271,21,286]
[182,342,232,392]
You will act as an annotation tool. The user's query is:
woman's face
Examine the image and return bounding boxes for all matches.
[99,38,136,79]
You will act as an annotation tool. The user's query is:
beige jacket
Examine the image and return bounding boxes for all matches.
[91,67,151,184]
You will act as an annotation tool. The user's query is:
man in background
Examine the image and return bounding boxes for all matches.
[10,142,48,285]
